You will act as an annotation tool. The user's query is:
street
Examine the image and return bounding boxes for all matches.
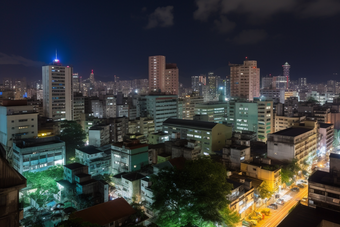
[257,187,308,227]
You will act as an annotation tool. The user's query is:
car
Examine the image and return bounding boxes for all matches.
[261,209,271,216]
[297,184,305,188]
[302,196,308,203]
[291,187,300,192]
[267,204,278,210]
[299,180,308,184]
[277,199,285,205]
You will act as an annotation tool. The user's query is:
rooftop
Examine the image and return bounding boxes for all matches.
[229,174,263,188]
[271,127,311,137]
[64,163,87,170]
[77,179,98,186]
[14,136,64,149]
[319,123,333,128]
[163,118,218,130]
[308,170,339,187]
[227,179,244,189]
[70,198,135,225]
[330,153,340,159]
[77,145,101,154]
[122,172,145,181]
[75,173,91,178]
[277,203,340,227]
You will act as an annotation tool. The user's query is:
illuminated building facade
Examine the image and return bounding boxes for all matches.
[42,58,73,121]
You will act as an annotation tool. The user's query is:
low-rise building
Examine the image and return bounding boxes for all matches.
[163,118,232,154]
[12,136,65,174]
[88,124,110,147]
[267,121,318,163]
[111,140,149,174]
[318,123,334,154]
[308,153,340,212]
[147,132,169,144]
[240,161,281,192]
[75,144,111,176]
[274,115,305,132]
[113,172,145,202]
[223,144,251,170]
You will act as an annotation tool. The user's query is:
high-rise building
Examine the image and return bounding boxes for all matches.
[272,76,288,90]
[72,73,80,93]
[149,55,166,93]
[282,62,290,84]
[207,72,218,101]
[261,76,273,89]
[42,58,73,121]
[89,69,95,85]
[229,60,260,100]
[298,78,307,87]
[148,55,179,95]
[191,75,206,91]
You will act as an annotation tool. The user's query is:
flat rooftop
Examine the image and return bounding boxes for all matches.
[64,163,87,170]
[319,123,333,128]
[77,145,101,154]
[122,172,145,181]
[14,137,64,148]
[277,203,340,227]
[163,118,218,130]
[308,170,338,187]
[272,127,311,137]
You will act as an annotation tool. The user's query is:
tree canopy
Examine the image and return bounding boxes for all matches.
[23,165,64,207]
[257,181,275,199]
[151,156,238,227]
[280,159,301,185]
[59,121,86,162]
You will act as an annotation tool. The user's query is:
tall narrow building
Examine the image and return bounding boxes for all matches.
[148,55,178,95]
[229,59,260,100]
[42,58,73,121]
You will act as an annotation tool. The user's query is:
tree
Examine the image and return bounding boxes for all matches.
[151,156,235,227]
[307,96,319,103]
[23,165,64,207]
[59,121,86,163]
[257,181,275,199]
[220,207,241,227]
[55,218,101,227]
[280,159,301,185]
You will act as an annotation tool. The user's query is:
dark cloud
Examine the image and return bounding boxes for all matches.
[301,0,340,17]
[145,6,174,29]
[232,29,267,45]
[0,53,44,67]
[214,15,236,33]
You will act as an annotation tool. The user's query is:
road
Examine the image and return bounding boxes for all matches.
[257,187,308,227]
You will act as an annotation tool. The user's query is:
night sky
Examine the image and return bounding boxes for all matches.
[1,0,340,86]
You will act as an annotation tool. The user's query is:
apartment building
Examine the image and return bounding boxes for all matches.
[0,100,38,155]
[113,172,145,202]
[178,93,204,120]
[267,121,318,163]
[240,161,281,192]
[12,136,65,174]
[194,101,228,124]
[274,115,305,132]
[75,144,111,176]
[128,117,155,136]
[88,124,110,147]
[163,118,232,154]
[111,140,149,174]
[318,123,334,154]
[308,153,340,212]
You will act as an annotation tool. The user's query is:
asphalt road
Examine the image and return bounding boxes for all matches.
[257,187,308,227]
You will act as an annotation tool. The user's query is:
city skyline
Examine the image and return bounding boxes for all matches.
[0,0,340,86]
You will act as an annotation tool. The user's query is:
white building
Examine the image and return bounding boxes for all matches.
[0,100,38,157]
[12,136,65,173]
[42,59,73,121]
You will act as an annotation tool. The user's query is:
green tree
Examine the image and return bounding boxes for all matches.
[280,159,301,185]
[55,218,101,227]
[307,96,319,103]
[220,206,241,227]
[23,165,64,207]
[151,156,234,227]
[257,181,275,199]
[59,121,86,162]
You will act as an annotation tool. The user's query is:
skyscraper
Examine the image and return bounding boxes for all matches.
[282,62,290,88]
[72,73,80,93]
[89,69,95,85]
[229,59,260,100]
[148,55,179,95]
[42,58,73,121]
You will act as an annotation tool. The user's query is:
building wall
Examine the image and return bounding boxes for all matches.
[149,56,166,93]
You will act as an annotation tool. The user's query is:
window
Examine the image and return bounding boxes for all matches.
[19,119,28,122]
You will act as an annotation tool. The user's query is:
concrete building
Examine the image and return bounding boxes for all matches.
[147,132,170,145]
[222,144,251,170]
[73,94,85,121]
[0,100,38,157]
[267,121,318,163]
[229,60,260,100]
[89,124,110,147]
[191,75,206,92]
[227,178,255,219]
[111,140,149,174]
[260,89,285,103]
[228,99,273,142]
[113,172,145,202]
[308,153,340,212]
[142,95,178,132]
[165,139,201,160]
[128,117,155,137]
[274,115,305,132]
[75,144,111,176]
[12,136,65,174]
[194,101,228,124]
[164,63,179,95]
[178,93,204,120]
[149,55,166,93]
[261,76,273,89]
[42,59,73,121]
[318,123,334,154]
[240,161,281,192]
[56,163,108,204]
[163,118,232,154]
[0,153,26,227]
